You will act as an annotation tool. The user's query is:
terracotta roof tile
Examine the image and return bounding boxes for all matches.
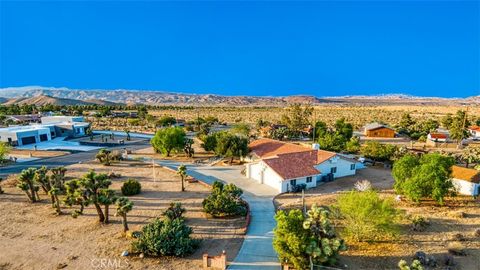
[249,138,311,158]
[263,151,321,179]
[429,133,448,139]
[451,165,480,183]
[469,126,480,132]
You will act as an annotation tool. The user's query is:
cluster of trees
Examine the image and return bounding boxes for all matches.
[17,167,134,232]
[200,131,249,164]
[151,127,194,157]
[132,202,199,257]
[315,118,358,153]
[361,141,398,164]
[397,113,439,141]
[202,181,247,217]
[393,153,455,205]
[273,204,346,269]
[441,110,474,143]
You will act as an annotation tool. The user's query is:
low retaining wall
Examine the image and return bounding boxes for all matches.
[203,250,227,270]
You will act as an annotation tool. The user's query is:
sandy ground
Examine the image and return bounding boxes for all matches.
[0,160,244,270]
[275,168,480,270]
[8,149,70,158]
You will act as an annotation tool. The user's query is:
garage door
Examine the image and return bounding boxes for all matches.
[39,134,48,142]
[21,136,36,145]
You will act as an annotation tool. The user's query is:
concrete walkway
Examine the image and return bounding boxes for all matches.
[155,160,280,270]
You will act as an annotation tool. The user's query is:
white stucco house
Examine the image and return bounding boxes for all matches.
[0,116,90,146]
[468,126,480,140]
[245,138,357,193]
[451,165,480,197]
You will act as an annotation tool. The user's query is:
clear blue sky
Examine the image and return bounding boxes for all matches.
[1,1,479,97]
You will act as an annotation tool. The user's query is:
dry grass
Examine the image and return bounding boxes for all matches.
[0,160,244,270]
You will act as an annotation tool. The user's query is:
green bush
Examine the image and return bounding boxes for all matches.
[202,181,247,217]
[121,179,141,196]
[163,202,186,220]
[336,190,400,241]
[132,218,199,257]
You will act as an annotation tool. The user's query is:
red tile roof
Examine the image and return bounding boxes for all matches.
[429,133,448,139]
[249,138,312,158]
[263,151,321,179]
[451,165,480,183]
[469,126,480,132]
[249,139,346,180]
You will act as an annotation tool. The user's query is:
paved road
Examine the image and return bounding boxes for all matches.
[0,140,151,178]
[155,160,280,270]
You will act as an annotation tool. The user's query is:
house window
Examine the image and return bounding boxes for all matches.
[290,179,297,186]
[306,176,312,183]
[350,164,356,170]
[330,167,337,174]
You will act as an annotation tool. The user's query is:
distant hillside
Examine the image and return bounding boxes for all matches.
[0,86,478,106]
[1,95,119,106]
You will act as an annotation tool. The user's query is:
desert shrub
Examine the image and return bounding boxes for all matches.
[202,181,247,217]
[291,183,307,193]
[273,204,346,269]
[410,216,429,232]
[336,190,400,241]
[354,180,372,191]
[132,218,199,257]
[398,259,424,270]
[121,179,141,196]
[163,202,186,220]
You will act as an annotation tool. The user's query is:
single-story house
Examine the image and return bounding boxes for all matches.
[363,123,395,138]
[468,126,480,140]
[245,138,357,193]
[0,116,90,146]
[451,165,480,197]
[427,133,448,143]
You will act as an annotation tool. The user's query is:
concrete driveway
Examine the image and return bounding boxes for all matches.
[155,160,280,270]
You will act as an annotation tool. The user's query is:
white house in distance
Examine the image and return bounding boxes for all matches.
[0,116,90,146]
[427,132,449,143]
[451,165,480,197]
[245,138,357,193]
[468,126,480,140]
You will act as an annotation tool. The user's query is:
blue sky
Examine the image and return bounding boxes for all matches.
[0,1,479,97]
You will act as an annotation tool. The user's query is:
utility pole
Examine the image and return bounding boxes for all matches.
[459,107,469,149]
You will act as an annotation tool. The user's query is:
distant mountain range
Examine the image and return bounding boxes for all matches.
[0,86,478,106]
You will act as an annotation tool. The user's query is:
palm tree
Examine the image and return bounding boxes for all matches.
[177,165,187,192]
[115,197,133,232]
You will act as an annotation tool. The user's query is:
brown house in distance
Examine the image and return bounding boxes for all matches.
[364,123,395,138]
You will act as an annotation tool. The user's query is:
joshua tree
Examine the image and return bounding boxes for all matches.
[177,165,187,192]
[77,170,112,222]
[96,149,112,166]
[51,167,67,190]
[124,129,131,141]
[64,179,89,217]
[17,168,39,203]
[184,138,195,158]
[98,189,117,224]
[115,197,133,232]
[34,166,52,195]
[49,186,62,215]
